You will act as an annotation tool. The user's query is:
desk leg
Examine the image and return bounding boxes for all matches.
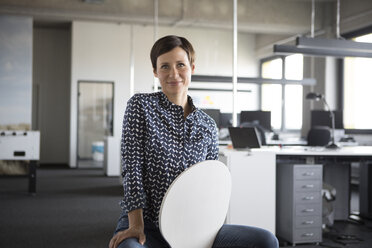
[28,161,37,194]
[360,163,372,219]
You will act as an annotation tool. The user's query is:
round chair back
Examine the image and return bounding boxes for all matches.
[159,160,231,248]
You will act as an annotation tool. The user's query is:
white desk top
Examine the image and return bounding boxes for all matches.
[220,145,372,157]
[261,145,372,157]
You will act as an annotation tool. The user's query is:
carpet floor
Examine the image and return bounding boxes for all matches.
[1,166,372,248]
[0,167,123,248]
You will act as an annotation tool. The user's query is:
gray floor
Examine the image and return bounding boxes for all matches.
[0,166,123,248]
[78,159,104,169]
[279,219,372,248]
[1,166,372,248]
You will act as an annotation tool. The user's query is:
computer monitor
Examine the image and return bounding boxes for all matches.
[228,127,261,149]
[311,110,343,129]
[201,109,221,128]
[240,111,272,131]
[219,113,240,128]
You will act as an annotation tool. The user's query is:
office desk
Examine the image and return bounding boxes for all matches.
[219,149,276,234]
[220,146,372,235]
[267,146,372,220]
[263,146,372,158]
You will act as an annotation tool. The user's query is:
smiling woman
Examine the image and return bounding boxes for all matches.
[153,47,194,106]
[109,35,278,248]
[151,36,195,118]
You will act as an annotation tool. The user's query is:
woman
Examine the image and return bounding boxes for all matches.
[109,35,278,248]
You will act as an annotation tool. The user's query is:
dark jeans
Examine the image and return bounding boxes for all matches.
[113,213,279,248]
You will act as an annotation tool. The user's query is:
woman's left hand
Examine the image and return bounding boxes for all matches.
[109,225,146,248]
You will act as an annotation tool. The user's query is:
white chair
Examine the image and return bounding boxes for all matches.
[159,160,231,248]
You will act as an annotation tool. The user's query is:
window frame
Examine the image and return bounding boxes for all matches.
[340,25,372,134]
[259,55,304,132]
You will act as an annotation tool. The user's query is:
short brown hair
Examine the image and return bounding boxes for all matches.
[150,35,195,70]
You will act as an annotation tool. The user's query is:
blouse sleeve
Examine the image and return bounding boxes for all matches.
[206,124,219,160]
[120,94,147,213]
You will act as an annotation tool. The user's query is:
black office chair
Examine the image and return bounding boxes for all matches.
[307,126,331,146]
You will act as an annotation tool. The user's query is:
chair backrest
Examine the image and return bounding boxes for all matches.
[307,126,331,146]
[159,160,231,248]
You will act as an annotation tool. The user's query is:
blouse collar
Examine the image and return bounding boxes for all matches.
[158,91,196,114]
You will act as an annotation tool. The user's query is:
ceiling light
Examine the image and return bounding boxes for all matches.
[296,37,372,52]
[273,0,372,58]
[274,44,372,58]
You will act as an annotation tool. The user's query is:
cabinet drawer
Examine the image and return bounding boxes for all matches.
[295,216,322,228]
[294,180,321,192]
[295,192,321,204]
[294,228,322,243]
[295,203,322,216]
[294,166,322,180]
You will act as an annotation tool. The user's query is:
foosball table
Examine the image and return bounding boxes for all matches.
[0,131,40,194]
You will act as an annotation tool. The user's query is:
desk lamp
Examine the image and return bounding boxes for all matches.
[306,92,339,149]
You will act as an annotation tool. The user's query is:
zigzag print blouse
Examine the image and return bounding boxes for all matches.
[120,91,219,226]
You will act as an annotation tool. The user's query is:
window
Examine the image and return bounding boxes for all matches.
[343,33,372,130]
[261,54,303,131]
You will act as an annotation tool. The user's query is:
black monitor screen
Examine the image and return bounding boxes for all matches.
[240,111,271,131]
[311,110,343,129]
[228,127,261,149]
[201,109,221,128]
[220,113,240,128]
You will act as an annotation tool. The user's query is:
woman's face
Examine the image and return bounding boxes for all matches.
[154,46,195,98]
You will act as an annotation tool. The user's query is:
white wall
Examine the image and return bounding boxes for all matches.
[70,22,258,167]
[131,25,258,93]
[70,21,131,168]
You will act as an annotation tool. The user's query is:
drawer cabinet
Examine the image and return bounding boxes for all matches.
[276,164,323,245]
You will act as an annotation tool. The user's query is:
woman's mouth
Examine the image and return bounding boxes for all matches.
[167,81,182,86]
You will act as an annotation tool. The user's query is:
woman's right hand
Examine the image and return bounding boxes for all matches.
[109,225,146,248]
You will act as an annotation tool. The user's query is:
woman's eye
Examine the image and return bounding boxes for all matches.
[178,63,185,68]
[160,65,169,69]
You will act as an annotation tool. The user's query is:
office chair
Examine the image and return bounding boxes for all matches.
[307,126,331,146]
[159,160,231,248]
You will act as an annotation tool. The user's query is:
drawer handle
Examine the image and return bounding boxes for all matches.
[302,233,314,237]
[303,208,314,213]
[303,196,314,200]
[303,184,314,188]
[303,220,314,225]
[303,172,315,176]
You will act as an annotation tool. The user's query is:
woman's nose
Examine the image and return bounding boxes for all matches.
[169,66,179,78]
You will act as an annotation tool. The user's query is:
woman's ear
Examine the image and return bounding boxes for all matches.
[153,68,158,77]
[191,64,195,74]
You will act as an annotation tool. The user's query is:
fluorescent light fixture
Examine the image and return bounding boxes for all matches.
[274,44,372,58]
[191,75,316,86]
[276,0,372,58]
[296,37,372,52]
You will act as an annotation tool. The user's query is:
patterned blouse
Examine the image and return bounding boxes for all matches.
[120,91,219,226]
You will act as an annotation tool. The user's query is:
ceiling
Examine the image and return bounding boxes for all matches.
[0,0,330,35]
[0,0,371,36]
